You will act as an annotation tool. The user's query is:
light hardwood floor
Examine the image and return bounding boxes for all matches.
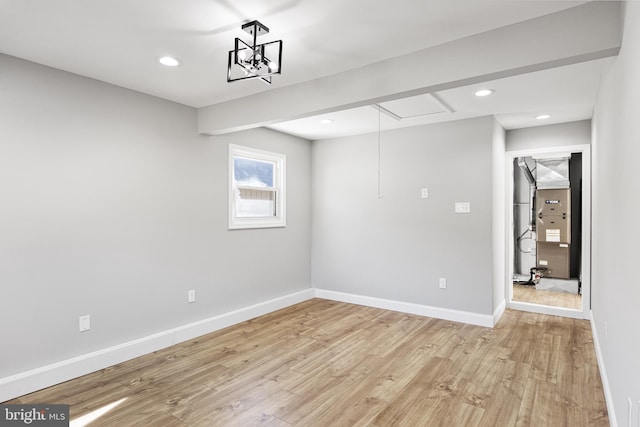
[513,284,582,310]
[7,299,608,426]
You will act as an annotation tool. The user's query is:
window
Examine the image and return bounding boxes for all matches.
[228,144,286,229]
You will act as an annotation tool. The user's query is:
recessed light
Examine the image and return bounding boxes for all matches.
[536,114,551,120]
[320,119,333,125]
[158,56,182,67]
[474,89,495,97]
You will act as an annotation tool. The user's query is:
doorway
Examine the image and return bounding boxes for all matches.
[505,145,591,319]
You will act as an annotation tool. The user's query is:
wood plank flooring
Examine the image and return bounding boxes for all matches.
[6,299,608,426]
[513,284,582,310]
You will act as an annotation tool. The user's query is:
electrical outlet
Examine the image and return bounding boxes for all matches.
[79,315,90,332]
[439,278,447,289]
[421,188,429,199]
[188,289,196,303]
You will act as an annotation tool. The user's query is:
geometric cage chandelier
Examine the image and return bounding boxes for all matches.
[227,20,283,85]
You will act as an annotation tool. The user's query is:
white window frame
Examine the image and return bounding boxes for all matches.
[228,144,286,229]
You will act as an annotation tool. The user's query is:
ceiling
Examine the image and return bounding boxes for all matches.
[268,57,614,139]
[0,0,612,139]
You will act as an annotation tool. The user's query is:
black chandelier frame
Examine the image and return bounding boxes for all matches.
[227,20,283,85]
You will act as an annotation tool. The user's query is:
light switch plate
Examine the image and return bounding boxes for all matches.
[79,315,90,332]
[421,188,429,199]
[455,202,471,214]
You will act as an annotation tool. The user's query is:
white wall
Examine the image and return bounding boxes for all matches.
[591,2,640,425]
[311,117,496,316]
[492,119,506,314]
[0,54,311,379]
[506,120,591,152]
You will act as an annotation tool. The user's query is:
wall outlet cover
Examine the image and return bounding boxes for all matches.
[79,315,90,332]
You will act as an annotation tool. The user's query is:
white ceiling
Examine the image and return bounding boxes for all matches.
[0,0,610,139]
[268,57,614,139]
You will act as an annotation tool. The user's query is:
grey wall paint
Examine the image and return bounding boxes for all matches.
[491,119,506,313]
[506,120,591,152]
[0,54,311,378]
[311,117,496,315]
[592,2,640,423]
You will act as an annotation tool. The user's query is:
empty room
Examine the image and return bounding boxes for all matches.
[1,1,639,426]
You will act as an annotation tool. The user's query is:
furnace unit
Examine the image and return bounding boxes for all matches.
[535,157,572,279]
[536,189,571,278]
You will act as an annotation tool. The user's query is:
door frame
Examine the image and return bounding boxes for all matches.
[505,144,591,319]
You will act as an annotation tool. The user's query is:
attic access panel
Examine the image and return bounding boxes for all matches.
[379,93,448,119]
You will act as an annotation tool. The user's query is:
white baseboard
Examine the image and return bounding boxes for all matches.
[508,301,585,319]
[314,289,496,328]
[0,288,315,403]
[1,287,500,403]
[590,310,617,427]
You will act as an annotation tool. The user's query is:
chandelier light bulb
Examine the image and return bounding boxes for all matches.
[268,61,278,71]
[238,50,247,61]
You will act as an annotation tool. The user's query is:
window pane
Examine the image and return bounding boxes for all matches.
[234,157,274,187]
[235,188,275,217]
[228,144,285,229]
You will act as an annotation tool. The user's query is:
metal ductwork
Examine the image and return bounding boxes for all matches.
[517,157,536,231]
[534,155,571,189]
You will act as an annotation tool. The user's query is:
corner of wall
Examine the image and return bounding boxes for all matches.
[492,118,507,314]
[590,310,618,427]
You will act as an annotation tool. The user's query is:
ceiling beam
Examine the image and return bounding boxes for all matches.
[198,1,621,136]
